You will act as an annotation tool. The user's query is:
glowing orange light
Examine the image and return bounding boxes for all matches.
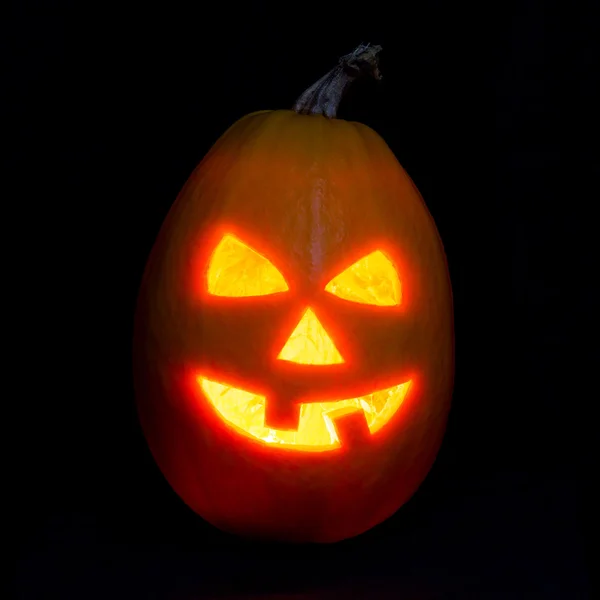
[201,237,410,450]
[199,376,412,450]
[277,308,344,365]
[207,234,289,296]
[325,250,401,306]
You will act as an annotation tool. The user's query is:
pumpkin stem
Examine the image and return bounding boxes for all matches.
[293,43,382,119]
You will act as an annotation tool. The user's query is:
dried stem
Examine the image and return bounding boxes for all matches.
[292,43,382,119]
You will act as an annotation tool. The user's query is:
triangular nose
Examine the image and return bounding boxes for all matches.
[277,308,344,365]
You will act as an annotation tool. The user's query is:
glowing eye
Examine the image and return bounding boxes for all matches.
[324,250,401,306]
[207,234,289,297]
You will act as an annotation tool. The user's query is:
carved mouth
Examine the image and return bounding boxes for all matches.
[197,376,412,451]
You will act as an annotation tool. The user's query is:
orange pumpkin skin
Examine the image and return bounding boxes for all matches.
[133,109,454,543]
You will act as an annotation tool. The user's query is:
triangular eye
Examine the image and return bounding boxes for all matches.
[207,234,289,297]
[324,250,401,306]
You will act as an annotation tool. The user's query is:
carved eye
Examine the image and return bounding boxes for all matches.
[324,250,401,306]
[207,234,289,297]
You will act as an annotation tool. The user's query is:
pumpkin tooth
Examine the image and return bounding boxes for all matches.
[327,407,371,448]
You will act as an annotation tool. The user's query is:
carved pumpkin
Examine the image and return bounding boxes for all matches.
[133,44,454,543]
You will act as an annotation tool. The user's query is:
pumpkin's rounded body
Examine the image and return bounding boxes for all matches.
[133,109,454,543]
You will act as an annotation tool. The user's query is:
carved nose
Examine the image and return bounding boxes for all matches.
[277,307,345,365]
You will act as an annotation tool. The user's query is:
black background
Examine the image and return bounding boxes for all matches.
[10,1,596,598]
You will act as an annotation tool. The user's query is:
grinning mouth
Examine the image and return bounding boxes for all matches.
[197,376,412,451]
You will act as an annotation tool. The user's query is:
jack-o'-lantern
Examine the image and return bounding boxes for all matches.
[133,44,454,543]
